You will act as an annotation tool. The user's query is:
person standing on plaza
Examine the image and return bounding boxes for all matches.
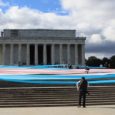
[76,77,89,108]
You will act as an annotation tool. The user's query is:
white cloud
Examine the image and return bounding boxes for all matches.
[0,6,71,29]
[88,34,103,44]
[102,26,115,42]
[0,0,115,58]
[60,0,115,58]
[0,0,9,7]
[61,0,115,30]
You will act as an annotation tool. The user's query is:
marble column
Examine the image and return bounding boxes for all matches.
[10,44,13,65]
[51,44,55,65]
[75,44,78,65]
[2,44,5,65]
[18,44,21,64]
[59,44,62,64]
[43,44,47,65]
[81,44,85,65]
[26,44,30,65]
[35,44,38,65]
[67,44,70,64]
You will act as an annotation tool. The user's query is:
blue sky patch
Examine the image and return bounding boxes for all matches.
[2,0,68,15]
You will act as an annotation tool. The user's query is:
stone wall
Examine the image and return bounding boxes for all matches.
[3,29,76,38]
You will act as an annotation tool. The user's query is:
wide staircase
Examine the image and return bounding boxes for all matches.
[0,85,115,107]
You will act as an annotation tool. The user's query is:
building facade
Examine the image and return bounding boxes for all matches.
[0,29,86,65]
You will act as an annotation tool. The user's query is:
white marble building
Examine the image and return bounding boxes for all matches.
[0,29,86,65]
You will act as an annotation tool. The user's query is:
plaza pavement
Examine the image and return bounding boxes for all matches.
[0,105,115,115]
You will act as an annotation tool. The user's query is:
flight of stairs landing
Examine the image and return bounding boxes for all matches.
[0,85,115,107]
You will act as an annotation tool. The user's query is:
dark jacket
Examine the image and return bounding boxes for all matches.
[79,80,88,92]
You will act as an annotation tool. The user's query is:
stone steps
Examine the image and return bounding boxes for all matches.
[0,86,115,107]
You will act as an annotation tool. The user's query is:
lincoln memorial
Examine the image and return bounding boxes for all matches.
[0,29,86,65]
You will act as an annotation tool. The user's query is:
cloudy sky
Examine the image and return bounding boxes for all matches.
[0,0,115,59]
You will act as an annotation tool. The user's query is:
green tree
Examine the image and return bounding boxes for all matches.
[102,57,110,68]
[86,56,102,66]
[110,55,115,68]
